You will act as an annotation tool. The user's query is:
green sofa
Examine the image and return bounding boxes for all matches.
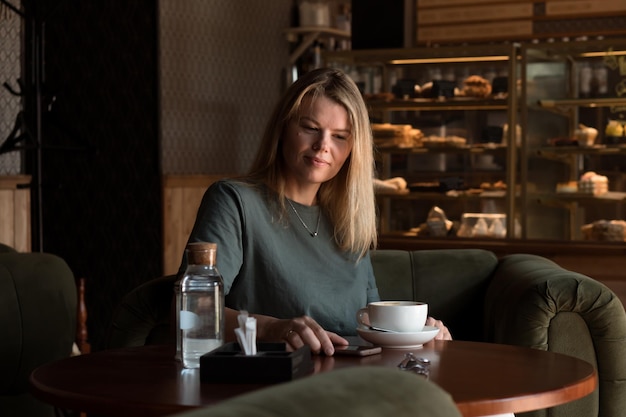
[0,243,77,417]
[107,249,626,417]
[168,366,462,417]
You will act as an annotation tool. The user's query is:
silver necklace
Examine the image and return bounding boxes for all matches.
[287,199,321,237]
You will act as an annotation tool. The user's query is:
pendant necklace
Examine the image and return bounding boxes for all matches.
[287,198,321,237]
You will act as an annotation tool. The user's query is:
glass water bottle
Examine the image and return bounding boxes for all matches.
[179,242,225,369]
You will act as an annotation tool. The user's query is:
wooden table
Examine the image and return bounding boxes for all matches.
[30,341,596,417]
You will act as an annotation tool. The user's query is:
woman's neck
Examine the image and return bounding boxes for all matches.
[284,185,319,206]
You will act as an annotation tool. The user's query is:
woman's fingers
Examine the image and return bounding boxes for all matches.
[279,316,346,355]
[426,316,452,340]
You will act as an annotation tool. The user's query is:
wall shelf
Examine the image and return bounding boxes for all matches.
[284,27,351,86]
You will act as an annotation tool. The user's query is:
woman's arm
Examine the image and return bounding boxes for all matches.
[225,307,348,356]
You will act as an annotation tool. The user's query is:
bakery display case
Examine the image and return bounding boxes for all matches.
[520,39,626,242]
[324,44,520,239]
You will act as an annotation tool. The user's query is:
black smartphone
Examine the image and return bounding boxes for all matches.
[333,345,382,356]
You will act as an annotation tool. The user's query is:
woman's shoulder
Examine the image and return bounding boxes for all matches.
[208,178,271,204]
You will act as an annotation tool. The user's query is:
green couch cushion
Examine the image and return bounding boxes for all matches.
[170,366,462,417]
[371,249,498,341]
[0,243,16,253]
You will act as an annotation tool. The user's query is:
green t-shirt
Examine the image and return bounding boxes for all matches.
[181,179,380,336]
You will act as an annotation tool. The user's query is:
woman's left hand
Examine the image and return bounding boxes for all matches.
[427,316,452,340]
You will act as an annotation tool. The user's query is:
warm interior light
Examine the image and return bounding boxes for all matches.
[579,50,626,57]
[389,56,510,65]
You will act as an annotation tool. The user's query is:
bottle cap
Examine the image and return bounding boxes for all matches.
[186,242,217,265]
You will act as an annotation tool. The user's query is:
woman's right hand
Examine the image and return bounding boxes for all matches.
[225,308,348,356]
[261,315,349,356]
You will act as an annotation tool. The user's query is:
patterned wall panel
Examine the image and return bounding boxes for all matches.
[159,0,292,175]
[0,1,22,175]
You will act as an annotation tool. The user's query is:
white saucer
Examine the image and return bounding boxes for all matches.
[356,325,440,349]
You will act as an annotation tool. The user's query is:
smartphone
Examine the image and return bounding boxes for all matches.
[333,345,382,356]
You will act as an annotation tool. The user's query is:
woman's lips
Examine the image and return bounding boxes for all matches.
[306,156,328,166]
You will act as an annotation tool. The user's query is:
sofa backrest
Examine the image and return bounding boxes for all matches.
[106,274,178,348]
[108,249,500,348]
[370,249,498,341]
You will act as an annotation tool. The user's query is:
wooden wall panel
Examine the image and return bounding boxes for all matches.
[162,175,227,276]
[0,176,31,252]
[545,0,626,17]
[416,0,626,44]
[13,188,30,252]
[418,0,511,7]
[417,3,533,25]
[0,189,14,248]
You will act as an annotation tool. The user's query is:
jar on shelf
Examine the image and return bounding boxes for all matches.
[298,0,330,28]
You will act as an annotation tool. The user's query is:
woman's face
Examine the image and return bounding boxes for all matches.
[282,95,353,193]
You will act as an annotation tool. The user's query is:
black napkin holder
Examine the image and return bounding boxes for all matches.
[199,342,313,384]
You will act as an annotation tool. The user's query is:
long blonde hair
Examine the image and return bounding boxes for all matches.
[247,68,377,258]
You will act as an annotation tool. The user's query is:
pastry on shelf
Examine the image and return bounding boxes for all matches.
[582,220,626,242]
[373,177,409,195]
[421,135,467,148]
[371,123,423,148]
[578,171,608,196]
[425,206,453,237]
[556,181,578,193]
[460,75,492,98]
[605,120,625,145]
[479,180,507,191]
[574,124,598,147]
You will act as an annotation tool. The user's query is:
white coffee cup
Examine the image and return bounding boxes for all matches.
[357,301,428,333]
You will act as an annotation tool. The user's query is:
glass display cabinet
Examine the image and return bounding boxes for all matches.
[521,39,626,242]
[324,44,520,239]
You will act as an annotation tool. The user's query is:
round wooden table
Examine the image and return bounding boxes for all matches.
[30,340,596,417]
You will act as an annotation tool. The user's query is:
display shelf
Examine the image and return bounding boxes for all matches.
[535,145,626,158]
[534,191,626,204]
[536,145,626,153]
[520,38,626,242]
[324,39,626,244]
[366,98,509,112]
[284,27,351,66]
[325,44,519,237]
[539,97,626,109]
[376,144,508,154]
[376,190,507,201]
[284,26,351,86]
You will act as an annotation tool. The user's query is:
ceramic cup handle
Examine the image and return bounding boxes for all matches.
[356,307,369,328]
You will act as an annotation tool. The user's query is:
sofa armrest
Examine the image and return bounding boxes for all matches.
[0,252,76,393]
[485,253,626,417]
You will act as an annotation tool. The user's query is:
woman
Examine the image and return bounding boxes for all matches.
[181,67,450,356]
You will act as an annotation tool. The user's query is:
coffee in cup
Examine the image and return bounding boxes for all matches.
[357,301,427,333]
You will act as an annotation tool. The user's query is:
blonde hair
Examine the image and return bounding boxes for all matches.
[247,68,377,258]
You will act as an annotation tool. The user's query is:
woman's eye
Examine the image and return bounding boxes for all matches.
[301,125,318,133]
